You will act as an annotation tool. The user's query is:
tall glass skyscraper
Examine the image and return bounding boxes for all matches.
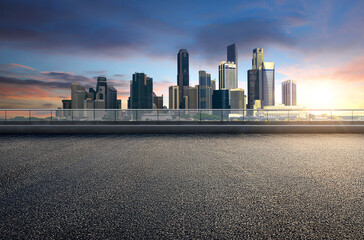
[227,43,238,81]
[282,80,297,106]
[218,61,237,90]
[177,49,189,108]
[247,69,259,109]
[130,73,153,109]
[259,62,275,107]
[252,48,264,70]
[198,70,212,109]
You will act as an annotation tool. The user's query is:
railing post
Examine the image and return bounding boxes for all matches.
[72,110,74,122]
[221,110,223,121]
[266,110,268,121]
[331,110,333,121]
[5,110,7,122]
[114,110,116,122]
[199,110,201,121]
[93,109,95,122]
[157,109,159,123]
[352,110,354,121]
[51,110,53,122]
[243,109,245,122]
[29,110,31,121]
[288,110,290,122]
[135,110,138,121]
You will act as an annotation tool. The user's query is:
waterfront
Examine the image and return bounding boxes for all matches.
[1,134,363,239]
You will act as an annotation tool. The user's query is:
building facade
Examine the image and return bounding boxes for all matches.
[169,86,179,109]
[252,48,264,70]
[227,43,238,81]
[212,90,230,109]
[259,62,275,107]
[153,92,164,109]
[198,70,212,109]
[130,73,153,109]
[282,80,297,106]
[218,61,237,91]
[230,88,245,109]
[247,69,259,109]
[177,49,189,108]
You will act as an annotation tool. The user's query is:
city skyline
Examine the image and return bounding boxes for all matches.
[1,0,364,109]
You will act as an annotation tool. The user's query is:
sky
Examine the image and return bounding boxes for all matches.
[0,0,364,109]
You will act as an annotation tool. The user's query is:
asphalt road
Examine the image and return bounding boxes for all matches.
[1,134,363,239]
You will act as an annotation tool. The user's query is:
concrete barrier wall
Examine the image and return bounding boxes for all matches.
[1,125,364,134]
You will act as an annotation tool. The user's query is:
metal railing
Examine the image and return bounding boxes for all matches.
[0,109,364,122]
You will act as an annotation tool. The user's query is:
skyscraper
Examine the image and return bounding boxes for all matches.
[282,80,297,106]
[259,62,275,107]
[95,77,107,109]
[75,90,86,109]
[211,79,216,91]
[247,69,259,109]
[71,83,84,109]
[230,88,245,109]
[184,86,199,109]
[212,90,230,109]
[252,48,264,70]
[153,92,164,109]
[198,70,212,109]
[218,61,237,90]
[106,86,117,109]
[130,73,153,109]
[248,48,275,108]
[177,49,189,108]
[169,86,179,109]
[227,43,238,81]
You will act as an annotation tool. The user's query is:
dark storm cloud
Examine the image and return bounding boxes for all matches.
[0,76,71,89]
[191,18,295,59]
[0,0,179,57]
[41,72,91,83]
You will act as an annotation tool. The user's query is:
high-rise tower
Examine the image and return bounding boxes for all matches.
[130,73,153,109]
[252,48,264,70]
[199,70,212,109]
[177,49,189,108]
[227,44,238,81]
[282,80,297,106]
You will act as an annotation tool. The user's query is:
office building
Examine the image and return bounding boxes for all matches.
[230,88,245,109]
[247,69,259,109]
[219,61,237,91]
[106,86,117,109]
[259,62,275,107]
[211,79,216,91]
[177,49,189,108]
[88,88,96,100]
[74,89,86,109]
[117,100,122,109]
[199,70,212,109]
[212,90,230,109]
[247,48,275,108]
[130,73,153,109]
[84,99,95,109]
[252,48,264,70]
[71,83,85,109]
[184,86,198,109]
[227,43,238,81]
[62,100,71,109]
[153,92,164,109]
[169,86,179,109]
[62,99,72,118]
[282,80,297,106]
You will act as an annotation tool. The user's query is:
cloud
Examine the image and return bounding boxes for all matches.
[0,62,132,108]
